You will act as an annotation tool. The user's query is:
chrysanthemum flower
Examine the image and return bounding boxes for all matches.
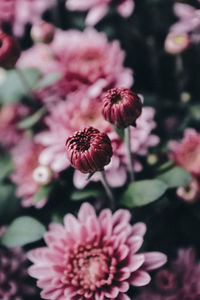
[169,128,200,176]
[28,202,167,300]
[0,227,34,299]
[66,127,113,174]
[0,31,20,69]
[66,0,135,26]
[10,137,52,208]
[0,103,29,149]
[35,94,159,188]
[0,0,56,37]
[17,28,133,101]
[136,248,200,300]
[102,88,142,128]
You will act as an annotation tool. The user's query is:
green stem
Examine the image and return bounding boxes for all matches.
[124,126,134,182]
[99,171,115,209]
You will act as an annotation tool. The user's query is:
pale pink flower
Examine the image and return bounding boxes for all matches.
[169,128,200,176]
[28,202,167,300]
[0,226,34,299]
[164,33,190,54]
[35,94,159,188]
[170,3,200,36]
[66,0,135,26]
[17,28,133,102]
[176,176,199,203]
[0,103,29,149]
[136,248,200,300]
[10,137,52,208]
[0,0,56,37]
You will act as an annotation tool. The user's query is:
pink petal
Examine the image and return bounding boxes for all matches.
[112,209,131,226]
[129,270,151,286]
[78,202,97,222]
[173,3,195,19]
[128,254,145,272]
[117,0,135,18]
[142,252,167,270]
[128,236,143,254]
[132,222,147,237]
[86,5,108,26]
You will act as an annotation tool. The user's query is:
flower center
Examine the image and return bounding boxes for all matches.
[63,243,117,295]
[111,93,123,104]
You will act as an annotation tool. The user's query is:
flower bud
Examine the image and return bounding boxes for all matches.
[0,31,21,69]
[31,21,55,44]
[32,165,53,186]
[102,88,142,128]
[164,33,190,55]
[176,177,199,203]
[66,127,113,173]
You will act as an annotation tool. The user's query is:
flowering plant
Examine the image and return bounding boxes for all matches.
[0,1,200,299]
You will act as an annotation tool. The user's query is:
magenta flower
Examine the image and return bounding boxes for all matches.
[0,103,29,149]
[66,0,135,26]
[0,31,20,69]
[66,127,113,174]
[0,227,34,299]
[136,248,200,300]
[0,0,56,37]
[169,128,200,176]
[28,202,167,300]
[17,28,133,101]
[35,94,159,188]
[10,137,52,208]
[102,88,142,128]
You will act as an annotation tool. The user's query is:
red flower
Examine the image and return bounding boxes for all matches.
[0,31,20,68]
[66,127,113,173]
[102,88,142,128]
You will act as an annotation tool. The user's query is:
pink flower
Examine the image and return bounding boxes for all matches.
[10,137,52,208]
[136,248,200,300]
[35,94,159,188]
[28,202,167,300]
[66,127,113,174]
[66,0,135,26]
[176,176,199,203]
[102,88,142,128]
[169,128,200,176]
[0,103,29,149]
[17,28,133,102]
[164,33,190,55]
[0,0,56,37]
[0,226,34,299]
[170,3,200,36]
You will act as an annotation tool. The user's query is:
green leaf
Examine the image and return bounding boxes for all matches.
[34,184,52,203]
[0,154,14,181]
[34,72,62,90]
[157,160,173,172]
[1,216,46,247]
[0,68,41,104]
[71,189,103,201]
[157,166,192,188]
[18,106,47,129]
[0,184,20,219]
[120,179,167,207]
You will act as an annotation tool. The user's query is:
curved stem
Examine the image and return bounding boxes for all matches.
[125,126,134,182]
[99,171,115,210]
